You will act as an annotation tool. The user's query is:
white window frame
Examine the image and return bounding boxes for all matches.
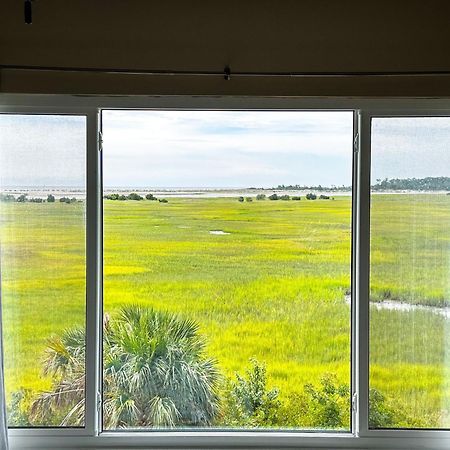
[1,95,450,450]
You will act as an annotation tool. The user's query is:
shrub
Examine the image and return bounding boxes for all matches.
[7,390,32,427]
[245,197,253,202]
[145,193,157,201]
[268,194,279,200]
[319,194,330,200]
[16,194,27,203]
[158,198,168,203]
[280,195,290,200]
[29,198,43,203]
[238,196,244,202]
[306,193,317,200]
[127,193,144,201]
[118,195,127,201]
[291,196,301,200]
[278,374,349,429]
[256,194,266,200]
[0,194,16,202]
[59,197,72,204]
[221,358,280,427]
[104,193,120,200]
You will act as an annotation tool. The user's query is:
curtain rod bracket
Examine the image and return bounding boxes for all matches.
[224,66,231,81]
[24,0,33,24]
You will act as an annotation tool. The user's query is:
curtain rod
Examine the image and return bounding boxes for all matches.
[2,64,450,79]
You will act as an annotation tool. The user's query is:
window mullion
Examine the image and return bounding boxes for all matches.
[84,108,102,436]
[355,111,371,436]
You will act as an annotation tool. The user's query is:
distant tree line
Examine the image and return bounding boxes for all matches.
[272,177,450,192]
[371,177,450,191]
[272,184,351,192]
[104,193,168,203]
[0,194,79,203]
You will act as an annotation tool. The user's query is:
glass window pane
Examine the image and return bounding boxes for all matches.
[102,110,353,431]
[0,114,87,427]
[370,117,450,429]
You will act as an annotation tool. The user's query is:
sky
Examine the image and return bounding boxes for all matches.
[1,112,449,188]
[102,110,354,188]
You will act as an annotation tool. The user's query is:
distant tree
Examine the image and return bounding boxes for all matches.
[29,198,43,203]
[158,199,168,203]
[306,193,317,200]
[256,194,266,200]
[127,193,144,201]
[0,194,16,202]
[104,193,120,200]
[319,195,330,200]
[118,195,127,201]
[268,194,279,201]
[280,195,290,201]
[145,193,157,201]
[238,197,244,202]
[59,197,71,204]
[245,197,253,202]
[291,196,301,201]
[16,194,27,203]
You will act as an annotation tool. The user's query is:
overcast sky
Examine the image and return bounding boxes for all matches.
[102,110,354,188]
[1,112,449,188]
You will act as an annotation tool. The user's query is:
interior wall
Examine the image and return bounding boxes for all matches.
[1,0,450,96]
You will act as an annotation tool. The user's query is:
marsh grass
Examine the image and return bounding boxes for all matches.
[1,195,450,427]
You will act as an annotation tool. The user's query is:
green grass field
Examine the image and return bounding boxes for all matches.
[1,194,449,428]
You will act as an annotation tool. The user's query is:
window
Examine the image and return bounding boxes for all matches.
[101,110,353,431]
[0,114,87,428]
[0,99,449,450]
[369,117,450,429]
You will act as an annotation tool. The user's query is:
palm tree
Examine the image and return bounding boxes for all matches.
[30,306,220,428]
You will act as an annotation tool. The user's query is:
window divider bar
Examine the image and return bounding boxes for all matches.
[351,110,360,435]
[355,111,372,436]
[84,109,102,436]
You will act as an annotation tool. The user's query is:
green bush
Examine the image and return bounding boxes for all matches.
[0,194,16,202]
[291,196,301,200]
[268,194,279,200]
[7,390,32,427]
[127,193,144,201]
[280,195,290,201]
[145,193,157,201]
[104,193,120,200]
[256,194,266,200]
[306,193,317,200]
[238,196,244,202]
[221,358,280,427]
[279,374,349,429]
[245,197,253,202]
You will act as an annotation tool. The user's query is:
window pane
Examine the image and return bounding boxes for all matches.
[0,115,87,427]
[370,117,450,429]
[102,110,353,431]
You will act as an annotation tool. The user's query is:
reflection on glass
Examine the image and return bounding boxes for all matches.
[370,117,450,429]
[102,111,353,430]
[0,115,86,427]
